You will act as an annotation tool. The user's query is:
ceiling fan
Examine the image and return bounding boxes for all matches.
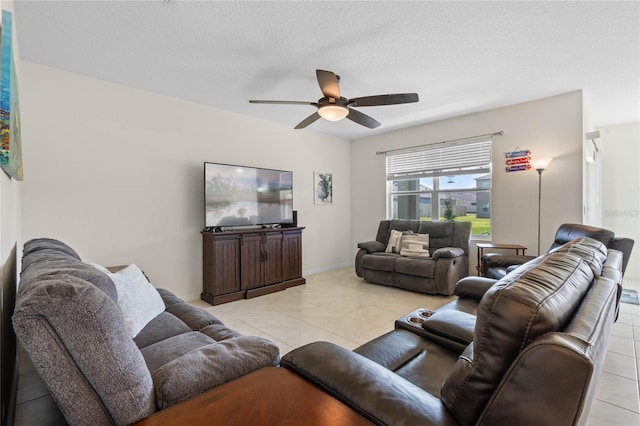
[249,69,419,129]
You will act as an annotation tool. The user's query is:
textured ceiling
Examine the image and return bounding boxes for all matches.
[13,0,640,140]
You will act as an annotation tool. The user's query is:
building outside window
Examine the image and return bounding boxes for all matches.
[386,139,492,236]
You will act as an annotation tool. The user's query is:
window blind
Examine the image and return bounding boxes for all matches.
[386,139,492,180]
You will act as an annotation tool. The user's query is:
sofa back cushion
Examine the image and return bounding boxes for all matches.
[549,223,614,252]
[375,220,471,256]
[549,237,607,276]
[440,250,595,425]
[20,238,118,302]
[419,221,471,255]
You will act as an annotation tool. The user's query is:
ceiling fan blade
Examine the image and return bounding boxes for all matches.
[348,93,419,107]
[250,100,316,106]
[347,108,381,129]
[316,70,341,99]
[294,112,321,129]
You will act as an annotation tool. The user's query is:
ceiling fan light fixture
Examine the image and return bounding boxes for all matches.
[318,104,349,121]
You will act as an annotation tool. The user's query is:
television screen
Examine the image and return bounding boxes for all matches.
[204,162,293,228]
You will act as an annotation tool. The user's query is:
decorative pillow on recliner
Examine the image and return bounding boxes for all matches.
[385,229,404,253]
[400,233,430,257]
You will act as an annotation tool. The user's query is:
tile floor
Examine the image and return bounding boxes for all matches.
[194,267,640,426]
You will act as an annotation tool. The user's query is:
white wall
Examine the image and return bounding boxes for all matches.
[0,0,21,273]
[1,0,21,289]
[598,122,640,279]
[351,91,585,271]
[20,62,352,301]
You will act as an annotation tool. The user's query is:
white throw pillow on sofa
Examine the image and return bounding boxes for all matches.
[91,263,165,338]
[386,229,404,253]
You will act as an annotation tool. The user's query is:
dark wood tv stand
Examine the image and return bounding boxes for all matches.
[201,227,305,305]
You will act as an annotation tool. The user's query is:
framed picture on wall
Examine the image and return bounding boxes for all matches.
[314,171,332,204]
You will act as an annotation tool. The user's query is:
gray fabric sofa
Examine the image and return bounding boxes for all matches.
[355,220,471,295]
[13,238,280,425]
[282,237,621,425]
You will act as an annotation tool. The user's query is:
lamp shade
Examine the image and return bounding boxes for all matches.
[318,104,349,121]
[531,158,552,170]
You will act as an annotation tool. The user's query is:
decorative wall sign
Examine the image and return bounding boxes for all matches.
[505,148,531,173]
[0,10,23,181]
[314,172,332,204]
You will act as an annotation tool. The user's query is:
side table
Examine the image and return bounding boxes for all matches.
[476,243,527,276]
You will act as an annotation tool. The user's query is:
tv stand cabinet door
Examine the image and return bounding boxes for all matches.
[263,232,284,285]
[283,230,303,281]
[241,232,284,288]
[202,233,242,305]
[241,233,264,290]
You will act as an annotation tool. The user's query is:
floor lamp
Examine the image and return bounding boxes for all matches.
[531,158,552,255]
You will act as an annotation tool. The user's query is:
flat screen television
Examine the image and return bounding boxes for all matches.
[204,162,293,228]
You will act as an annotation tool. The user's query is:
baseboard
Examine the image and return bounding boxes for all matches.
[182,263,353,304]
[182,292,204,303]
[303,262,353,276]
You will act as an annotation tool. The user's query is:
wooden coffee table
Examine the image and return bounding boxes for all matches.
[133,367,374,425]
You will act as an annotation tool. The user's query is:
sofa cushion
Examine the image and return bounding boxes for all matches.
[151,336,280,409]
[354,329,458,397]
[388,220,421,236]
[200,323,244,341]
[395,257,436,278]
[158,288,224,331]
[141,331,216,374]
[20,250,117,303]
[440,251,594,425]
[549,237,607,276]
[134,311,193,349]
[550,223,614,251]
[21,237,81,260]
[361,252,399,271]
[418,221,455,251]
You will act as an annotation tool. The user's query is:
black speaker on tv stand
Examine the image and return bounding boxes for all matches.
[281,210,297,228]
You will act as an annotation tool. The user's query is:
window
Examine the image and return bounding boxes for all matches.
[386,139,492,236]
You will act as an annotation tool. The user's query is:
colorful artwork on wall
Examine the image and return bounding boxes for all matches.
[504,148,531,173]
[0,10,23,181]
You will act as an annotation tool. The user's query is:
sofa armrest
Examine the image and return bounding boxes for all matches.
[454,276,497,301]
[432,247,465,260]
[152,336,280,409]
[281,342,458,426]
[422,310,475,348]
[481,252,536,268]
[357,240,386,253]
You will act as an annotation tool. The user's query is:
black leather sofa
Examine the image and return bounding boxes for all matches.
[482,222,634,279]
[282,237,621,425]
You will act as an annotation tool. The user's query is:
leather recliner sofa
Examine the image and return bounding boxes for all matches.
[482,222,634,279]
[355,220,471,295]
[282,237,620,425]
